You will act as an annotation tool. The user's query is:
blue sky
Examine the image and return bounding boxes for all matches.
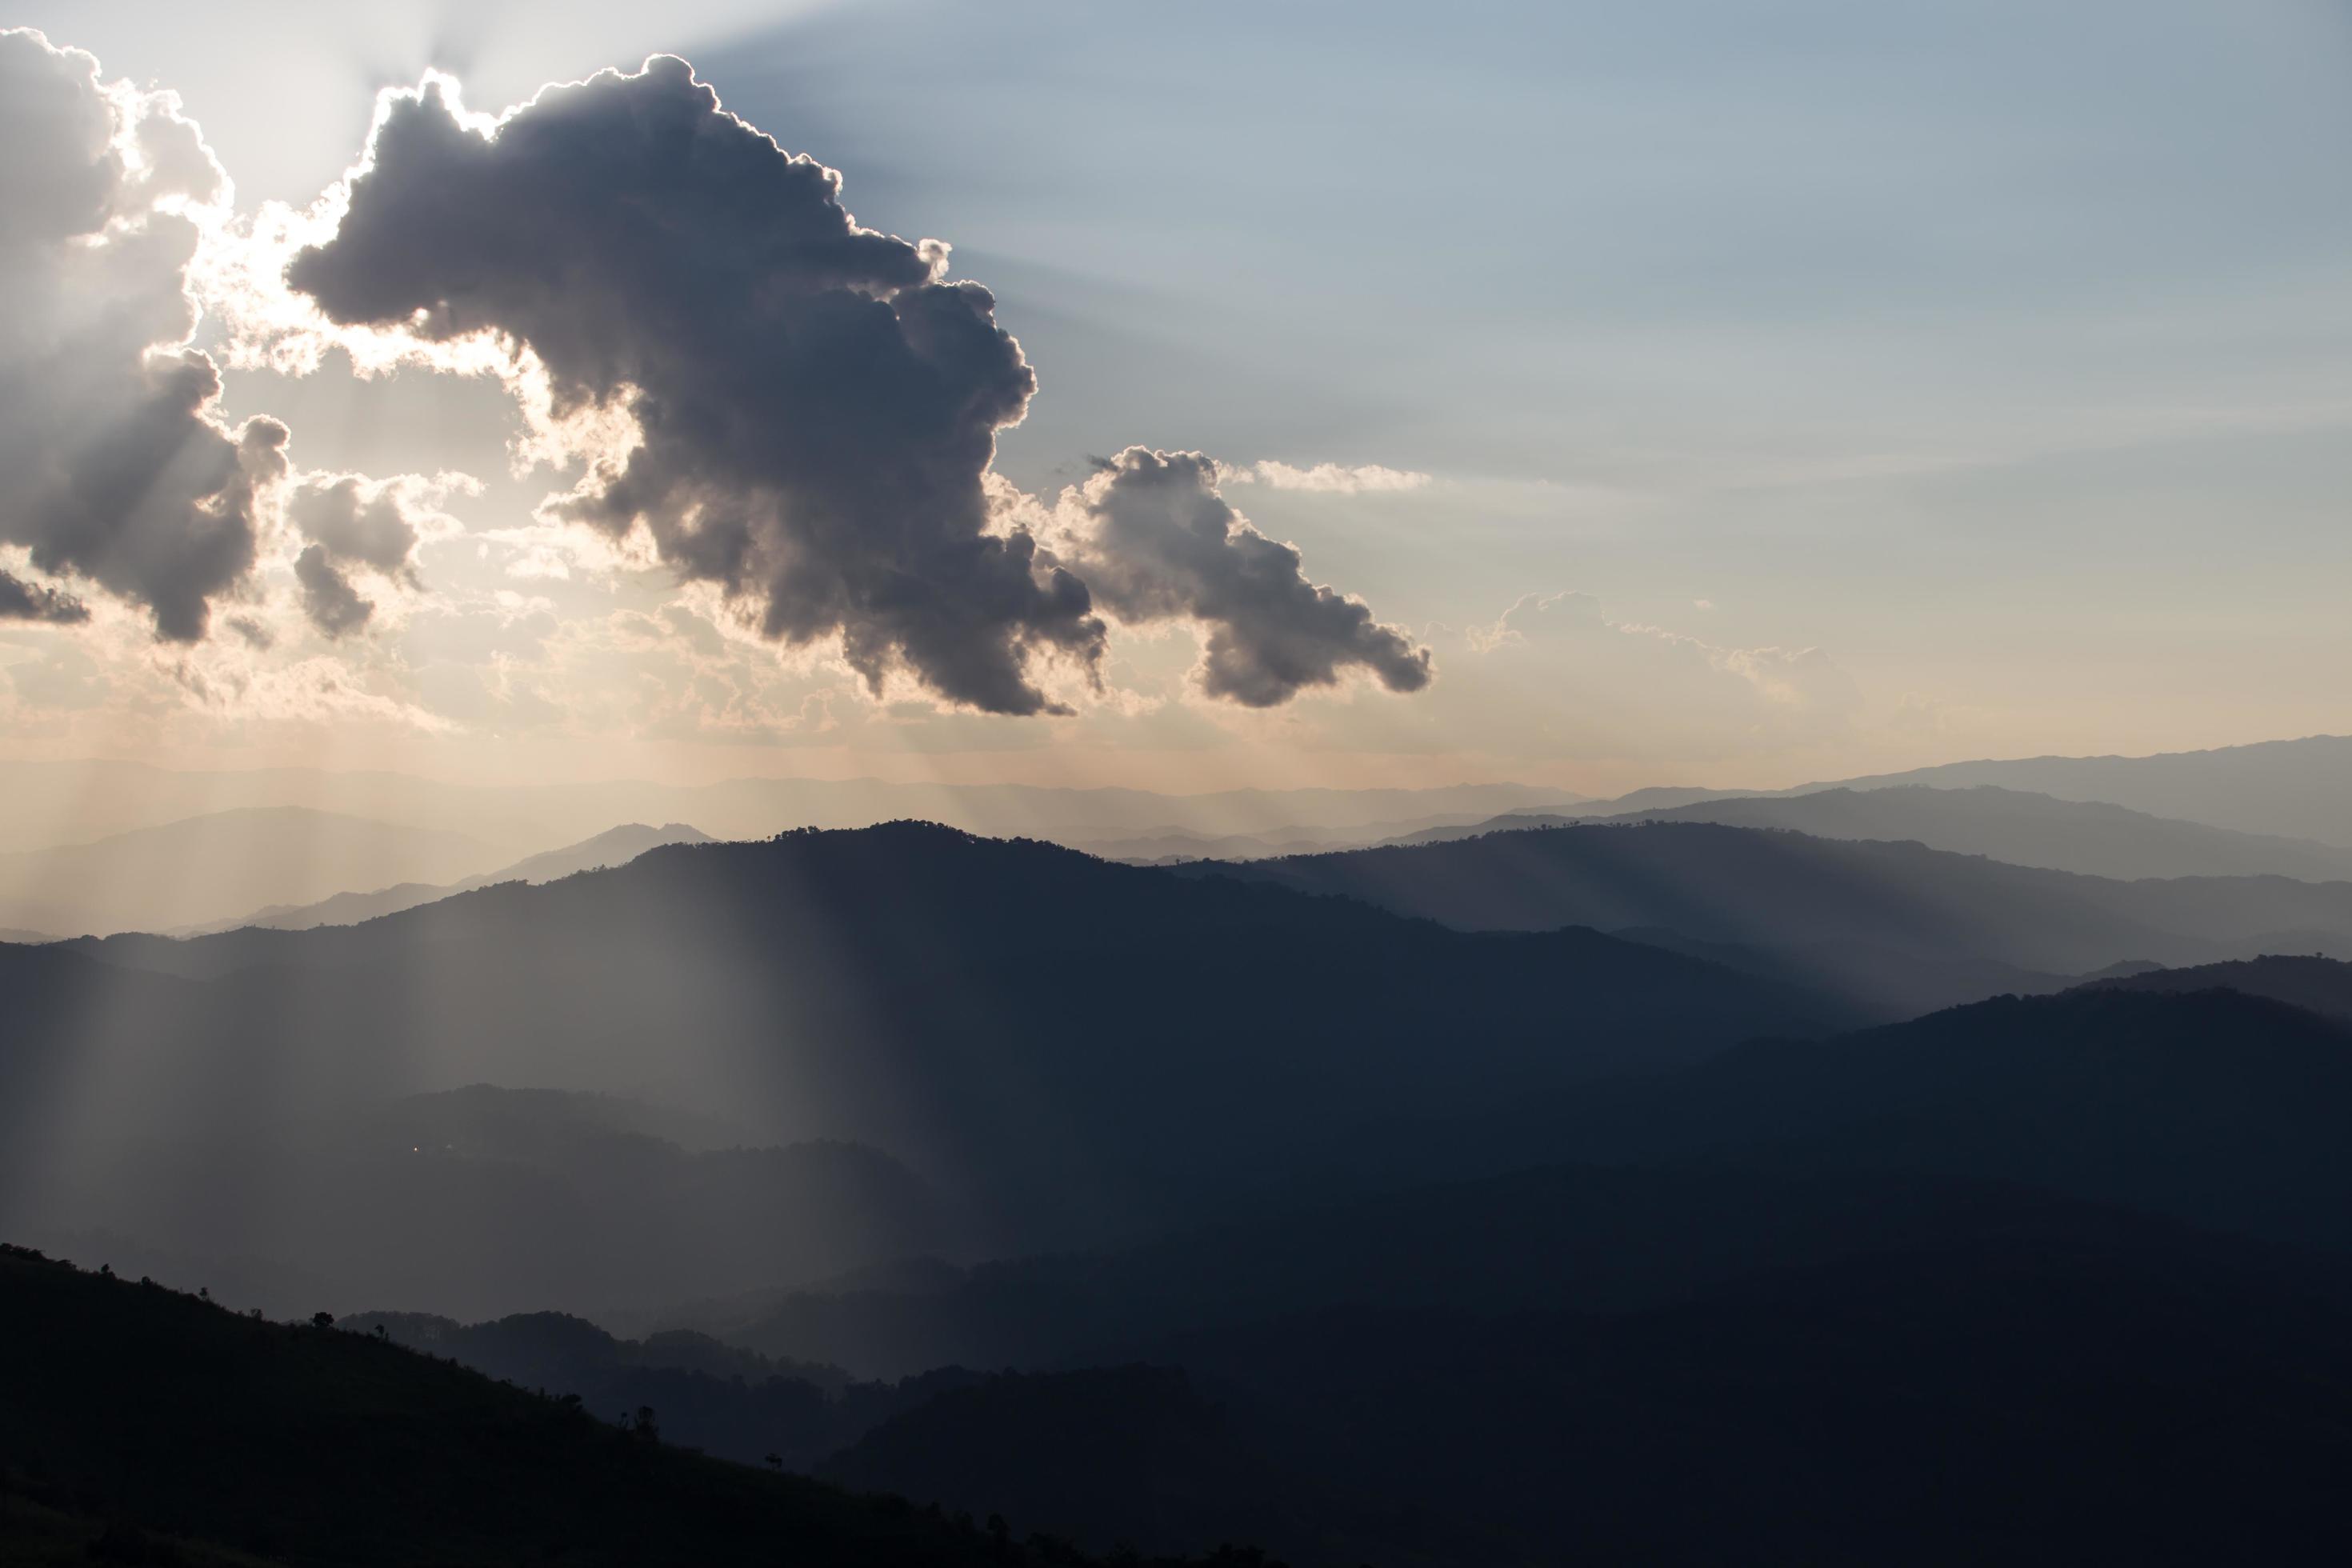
[2,1,2346,791]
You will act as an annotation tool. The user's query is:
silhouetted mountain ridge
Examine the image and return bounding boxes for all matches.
[1415,784,2352,882]
[0,806,504,937]
[2068,953,2352,1022]
[1204,821,2352,978]
[0,1246,1250,1567]
[183,822,714,934]
[6,824,1842,1298]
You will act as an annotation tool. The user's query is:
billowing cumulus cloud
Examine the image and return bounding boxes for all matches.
[1054,449,1434,707]
[0,569,90,625]
[279,56,1105,715]
[0,29,287,642]
[266,55,1429,717]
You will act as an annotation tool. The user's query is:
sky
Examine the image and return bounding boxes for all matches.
[1,0,2346,796]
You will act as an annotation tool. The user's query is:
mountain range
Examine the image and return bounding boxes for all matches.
[0,755,1583,861]
[1404,783,2352,882]
[183,821,715,934]
[1208,820,2352,977]
[17,810,2352,1562]
[5,825,1839,1298]
[0,806,505,937]
[0,1244,1206,1568]
[1550,733,2352,847]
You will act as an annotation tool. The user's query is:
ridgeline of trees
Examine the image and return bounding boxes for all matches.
[0,1244,1283,1568]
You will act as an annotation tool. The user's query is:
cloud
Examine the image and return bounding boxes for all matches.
[264,54,1429,718]
[0,569,90,625]
[1229,461,1433,494]
[286,475,426,578]
[280,470,465,636]
[1458,589,1862,758]
[278,56,1104,715]
[293,542,373,638]
[1466,589,1602,654]
[0,29,288,642]
[1051,449,1433,707]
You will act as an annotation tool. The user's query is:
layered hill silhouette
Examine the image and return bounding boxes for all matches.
[339,1306,955,1474]
[6,826,1839,1288]
[2070,953,2352,1023]
[0,1245,1250,1568]
[668,1162,2266,1378]
[1210,821,2352,978]
[0,806,504,937]
[1824,733,2352,845]
[812,1232,2352,1568]
[682,982,2352,1377]
[0,755,1578,862]
[1552,734,2352,847]
[12,1085,958,1322]
[182,821,714,934]
[634,1127,2352,1564]
[1406,784,2352,882]
[18,809,2352,1564]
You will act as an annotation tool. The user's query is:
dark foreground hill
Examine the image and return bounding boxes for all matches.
[667,1162,2291,1378]
[618,1156,2352,1566]
[1583,986,2352,1253]
[8,825,1839,1279]
[682,983,2352,1379]
[302,1160,2352,1566]
[0,1246,1251,1568]
[1314,984,2352,1257]
[814,1234,2352,1568]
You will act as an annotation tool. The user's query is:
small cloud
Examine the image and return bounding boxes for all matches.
[0,569,90,626]
[293,543,373,639]
[1467,590,1602,654]
[1692,598,1715,611]
[1229,461,1434,494]
[1050,449,1433,707]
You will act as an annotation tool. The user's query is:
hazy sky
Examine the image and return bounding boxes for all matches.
[1,0,2346,794]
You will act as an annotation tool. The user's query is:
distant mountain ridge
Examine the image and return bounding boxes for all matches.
[1400,784,2352,882]
[0,806,504,937]
[7,1081,955,1322]
[184,821,714,934]
[2069,954,2352,1023]
[0,755,1583,859]
[1206,821,2352,980]
[1550,734,2352,847]
[6,823,1842,1284]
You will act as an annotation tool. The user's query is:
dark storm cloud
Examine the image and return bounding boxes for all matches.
[1066,450,1434,706]
[0,569,90,625]
[0,29,286,643]
[286,56,1104,714]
